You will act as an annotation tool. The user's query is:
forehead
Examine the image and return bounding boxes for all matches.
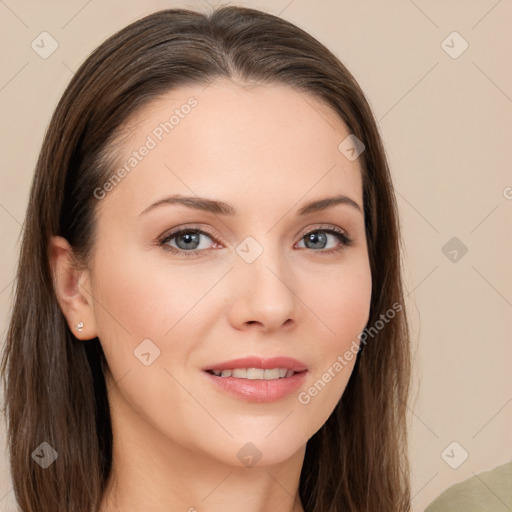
[101,80,363,213]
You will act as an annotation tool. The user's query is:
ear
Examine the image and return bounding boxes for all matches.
[49,235,98,340]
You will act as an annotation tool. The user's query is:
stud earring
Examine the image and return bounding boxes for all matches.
[76,321,84,333]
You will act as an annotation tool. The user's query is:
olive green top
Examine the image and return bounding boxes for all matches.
[424,461,512,512]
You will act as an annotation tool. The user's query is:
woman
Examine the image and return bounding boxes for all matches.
[1,6,411,512]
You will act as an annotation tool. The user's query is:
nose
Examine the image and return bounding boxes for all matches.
[226,247,298,333]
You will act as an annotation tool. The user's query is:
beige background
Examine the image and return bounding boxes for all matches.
[1,0,511,510]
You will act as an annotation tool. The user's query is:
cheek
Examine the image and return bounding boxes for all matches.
[88,240,218,386]
[91,246,213,339]
[293,256,371,424]
[301,254,372,352]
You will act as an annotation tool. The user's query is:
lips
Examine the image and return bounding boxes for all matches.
[201,356,309,402]
[202,356,308,373]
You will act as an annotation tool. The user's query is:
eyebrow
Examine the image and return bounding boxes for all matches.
[138,194,362,217]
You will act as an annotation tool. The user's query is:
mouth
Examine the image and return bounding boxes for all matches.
[201,356,309,402]
[205,368,303,379]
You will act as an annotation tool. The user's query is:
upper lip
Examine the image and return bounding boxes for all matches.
[203,356,308,372]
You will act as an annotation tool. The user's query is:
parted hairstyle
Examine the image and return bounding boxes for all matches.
[1,6,411,512]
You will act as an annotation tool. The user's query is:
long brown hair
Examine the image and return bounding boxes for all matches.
[1,6,411,511]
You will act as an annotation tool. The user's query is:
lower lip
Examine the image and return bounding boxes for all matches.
[202,370,308,403]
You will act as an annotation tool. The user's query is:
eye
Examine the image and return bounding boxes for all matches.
[296,225,353,254]
[158,225,217,258]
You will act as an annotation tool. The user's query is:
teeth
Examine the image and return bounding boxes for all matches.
[247,368,264,379]
[263,368,280,379]
[209,367,297,380]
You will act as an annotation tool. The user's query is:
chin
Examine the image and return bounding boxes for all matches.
[213,436,307,469]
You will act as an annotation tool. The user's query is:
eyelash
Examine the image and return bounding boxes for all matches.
[157,224,353,258]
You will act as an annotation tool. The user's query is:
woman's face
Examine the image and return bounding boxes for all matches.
[86,80,372,467]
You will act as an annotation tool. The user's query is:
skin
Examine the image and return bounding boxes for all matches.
[50,79,372,512]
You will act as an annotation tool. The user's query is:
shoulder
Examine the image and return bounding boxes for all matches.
[424,461,512,512]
